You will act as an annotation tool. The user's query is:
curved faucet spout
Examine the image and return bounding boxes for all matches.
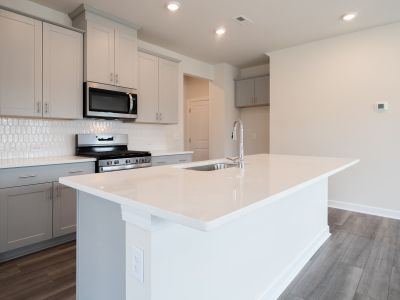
[232,120,244,168]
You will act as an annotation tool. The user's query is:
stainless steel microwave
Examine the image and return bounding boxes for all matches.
[84,82,138,120]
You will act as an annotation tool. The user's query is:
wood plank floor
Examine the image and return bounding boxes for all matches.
[280,208,400,300]
[0,241,75,300]
[0,209,399,300]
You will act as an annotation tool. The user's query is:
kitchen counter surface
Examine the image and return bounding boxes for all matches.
[0,156,96,169]
[150,150,193,157]
[60,154,358,231]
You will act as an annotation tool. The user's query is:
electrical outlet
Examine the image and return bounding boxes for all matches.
[131,246,144,283]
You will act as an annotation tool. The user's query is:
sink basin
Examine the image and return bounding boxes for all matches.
[184,162,237,171]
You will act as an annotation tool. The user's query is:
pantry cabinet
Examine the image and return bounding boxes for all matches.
[0,10,42,117]
[43,23,83,119]
[137,52,179,124]
[235,75,270,107]
[0,9,83,119]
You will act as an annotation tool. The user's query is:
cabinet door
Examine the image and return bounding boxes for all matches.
[158,58,179,124]
[86,20,115,85]
[0,183,52,253]
[0,9,42,117]
[43,23,83,119]
[254,76,270,105]
[136,52,159,123]
[235,79,254,107]
[115,27,138,89]
[53,182,77,237]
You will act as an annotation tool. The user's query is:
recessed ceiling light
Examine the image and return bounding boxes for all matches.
[216,27,226,36]
[341,12,358,22]
[167,1,181,12]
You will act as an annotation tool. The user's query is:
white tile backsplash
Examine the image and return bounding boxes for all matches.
[0,117,182,159]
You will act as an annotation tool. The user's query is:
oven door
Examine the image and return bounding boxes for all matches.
[84,82,137,119]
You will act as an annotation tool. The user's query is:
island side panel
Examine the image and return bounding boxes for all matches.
[125,179,330,300]
[77,192,126,300]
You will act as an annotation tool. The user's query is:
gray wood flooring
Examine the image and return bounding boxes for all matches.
[0,209,399,300]
[280,208,400,300]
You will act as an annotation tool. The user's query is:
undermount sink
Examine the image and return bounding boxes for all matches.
[184,162,237,171]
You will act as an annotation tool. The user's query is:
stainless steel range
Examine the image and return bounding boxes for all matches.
[76,134,151,173]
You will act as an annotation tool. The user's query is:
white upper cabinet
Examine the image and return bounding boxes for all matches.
[115,26,138,89]
[0,10,42,117]
[158,58,179,124]
[74,12,138,89]
[136,52,159,123]
[86,20,115,85]
[137,52,179,124]
[43,23,83,119]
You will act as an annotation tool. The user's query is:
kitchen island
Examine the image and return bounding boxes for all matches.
[60,154,358,300]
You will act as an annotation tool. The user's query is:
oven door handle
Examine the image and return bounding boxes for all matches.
[128,93,134,114]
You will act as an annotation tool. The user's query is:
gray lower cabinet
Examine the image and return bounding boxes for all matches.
[53,182,77,237]
[0,161,94,257]
[152,153,192,166]
[0,183,53,253]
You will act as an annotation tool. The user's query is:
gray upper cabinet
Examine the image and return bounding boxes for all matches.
[0,9,42,117]
[43,23,83,119]
[0,8,83,119]
[136,51,179,124]
[235,75,270,108]
[0,183,53,252]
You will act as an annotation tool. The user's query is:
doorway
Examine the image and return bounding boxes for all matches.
[184,75,210,161]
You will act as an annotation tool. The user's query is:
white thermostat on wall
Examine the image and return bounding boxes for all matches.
[375,102,388,112]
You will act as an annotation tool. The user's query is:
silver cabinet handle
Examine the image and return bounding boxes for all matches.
[44,103,49,114]
[68,170,84,174]
[159,113,163,120]
[115,73,119,84]
[179,159,187,162]
[110,73,114,83]
[36,102,41,114]
[19,174,37,179]
[156,112,159,120]
[128,94,133,113]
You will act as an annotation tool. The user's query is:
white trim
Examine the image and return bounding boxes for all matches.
[329,200,400,220]
[258,227,331,300]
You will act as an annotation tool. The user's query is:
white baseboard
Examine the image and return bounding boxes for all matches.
[329,200,400,220]
[258,227,331,300]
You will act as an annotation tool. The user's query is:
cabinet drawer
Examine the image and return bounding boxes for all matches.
[152,154,192,166]
[0,162,95,189]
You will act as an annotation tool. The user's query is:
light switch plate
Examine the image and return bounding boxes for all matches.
[131,246,144,283]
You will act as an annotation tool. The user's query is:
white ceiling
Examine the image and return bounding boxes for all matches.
[31,0,400,67]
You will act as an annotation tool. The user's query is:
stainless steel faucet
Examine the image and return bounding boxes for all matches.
[231,120,244,168]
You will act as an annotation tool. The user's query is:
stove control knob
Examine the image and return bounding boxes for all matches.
[114,160,119,165]
[126,159,130,164]
[107,161,112,166]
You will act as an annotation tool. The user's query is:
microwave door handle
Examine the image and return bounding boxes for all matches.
[128,93,133,113]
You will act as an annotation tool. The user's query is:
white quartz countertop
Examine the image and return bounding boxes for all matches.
[60,154,358,231]
[0,156,96,169]
[150,150,193,157]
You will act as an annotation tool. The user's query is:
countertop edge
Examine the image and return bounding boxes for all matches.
[60,158,359,232]
[0,156,97,169]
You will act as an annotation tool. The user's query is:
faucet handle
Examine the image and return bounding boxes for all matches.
[227,157,239,163]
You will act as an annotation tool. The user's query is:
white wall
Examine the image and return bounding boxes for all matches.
[209,64,240,159]
[239,64,270,154]
[269,23,400,212]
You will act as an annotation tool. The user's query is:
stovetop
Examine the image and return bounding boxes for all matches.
[76,146,151,160]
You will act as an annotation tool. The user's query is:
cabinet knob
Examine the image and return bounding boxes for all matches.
[115,73,119,84]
